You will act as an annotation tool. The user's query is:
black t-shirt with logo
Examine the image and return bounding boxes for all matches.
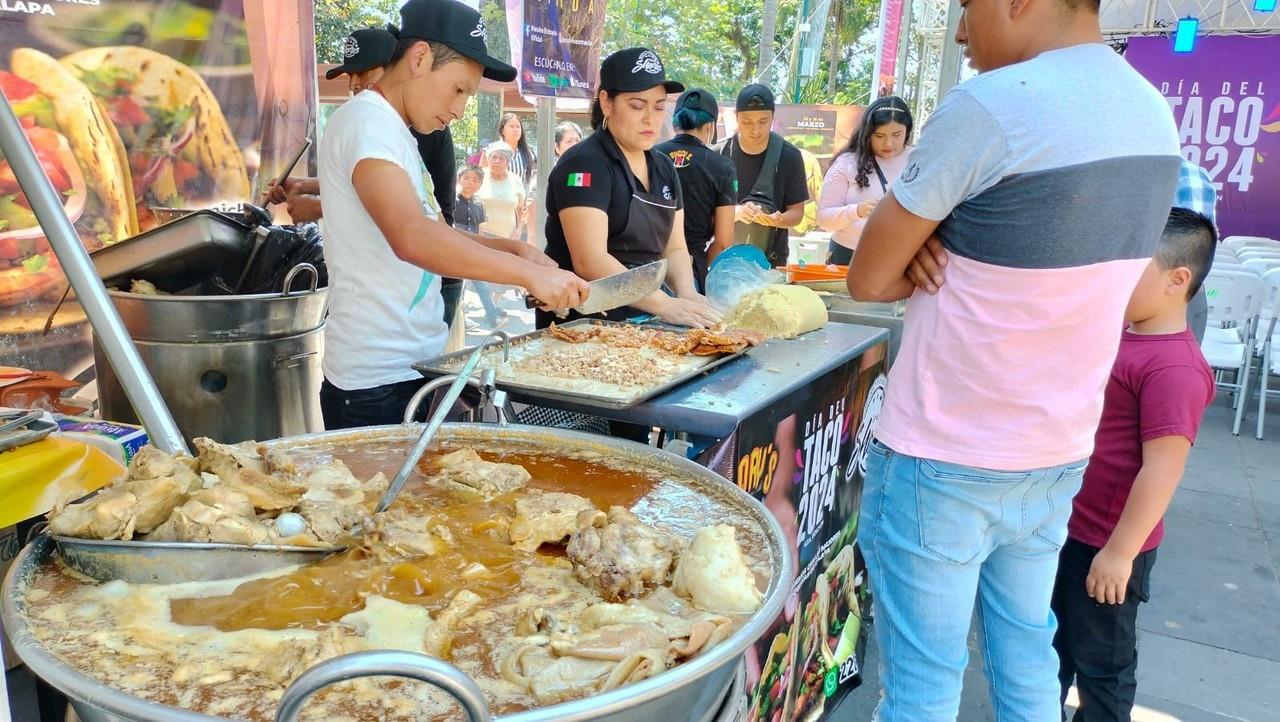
[655,133,737,257]
[544,129,684,272]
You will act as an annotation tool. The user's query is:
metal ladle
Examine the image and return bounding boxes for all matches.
[52,333,511,584]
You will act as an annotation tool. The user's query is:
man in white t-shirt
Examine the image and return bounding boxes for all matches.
[844,0,1180,719]
[318,0,588,429]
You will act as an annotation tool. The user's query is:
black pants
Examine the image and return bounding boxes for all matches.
[1051,537,1158,722]
[441,277,464,327]
[827,241,853,265]
[320,378,428,430]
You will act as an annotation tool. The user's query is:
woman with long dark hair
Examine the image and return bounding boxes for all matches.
[496,112,536,186]
[817,95,914,264]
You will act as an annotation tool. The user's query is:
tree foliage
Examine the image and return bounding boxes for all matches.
[603,0,880,105]
[314,0,402,64]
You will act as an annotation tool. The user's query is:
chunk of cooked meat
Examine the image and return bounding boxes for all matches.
[671,525,762,614]
[298,499,367,545]
[423,590,482,658]
[509,491,604,552]
[47,469,192,540]
[368,508,444,559]
[128,446,200,490]
[566,507,680,601]
[47,487,138,540]
[194,438,305,511]
[148,487,271,545]
[427,448,530,500]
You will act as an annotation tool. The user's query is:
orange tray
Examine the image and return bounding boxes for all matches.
[785,264,848,283]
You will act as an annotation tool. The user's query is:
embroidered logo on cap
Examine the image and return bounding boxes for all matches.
[632,50,663,75]
[471,18,487,38]
[341,36,360,59]
[567,173,592,188]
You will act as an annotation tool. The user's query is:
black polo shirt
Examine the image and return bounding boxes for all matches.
[654,134,737,257]
[544,128,683,272]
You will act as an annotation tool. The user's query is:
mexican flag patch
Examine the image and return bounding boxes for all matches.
[567,172,592,188]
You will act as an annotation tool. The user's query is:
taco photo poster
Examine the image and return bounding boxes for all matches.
[0,48,135,308]
[62,46,249,232]
[734,343,889,719]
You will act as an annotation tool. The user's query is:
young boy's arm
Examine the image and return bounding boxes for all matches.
[1087,434,1191,604]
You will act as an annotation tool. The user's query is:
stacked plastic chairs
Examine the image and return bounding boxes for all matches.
[1210,236,1280,437]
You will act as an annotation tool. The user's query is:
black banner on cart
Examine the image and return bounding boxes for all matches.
[732,342,888,722]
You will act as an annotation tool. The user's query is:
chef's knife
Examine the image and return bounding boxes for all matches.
[525,259,668,315]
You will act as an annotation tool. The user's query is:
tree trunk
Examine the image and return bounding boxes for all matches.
[826,0,843,96]
[756,0,779,82]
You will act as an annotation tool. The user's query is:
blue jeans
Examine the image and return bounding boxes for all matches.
[473,281,503,323]
[862,439,1087,722]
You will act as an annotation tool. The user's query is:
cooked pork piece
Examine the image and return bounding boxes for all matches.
[194,438,306,511]
[298,499,367,545]
[128,446,200,490]
[423,590,482,658]
[427,448,530,500]
[47,487,138,540]
[509,491,604,552]
[566,507,680,601]
[369,508,444,559]
[148,486,271,545]
[671,525,762,614]
[48,467,193,540]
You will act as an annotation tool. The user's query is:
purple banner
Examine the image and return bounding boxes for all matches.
[505,0,606,100]
[1126,35,1280,238]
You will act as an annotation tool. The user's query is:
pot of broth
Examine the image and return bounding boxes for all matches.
[3,424,791,722]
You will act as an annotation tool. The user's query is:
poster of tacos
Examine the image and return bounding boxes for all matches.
[731,342,888,720]
[0,1,315,374]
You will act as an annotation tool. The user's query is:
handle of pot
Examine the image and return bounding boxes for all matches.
[274,351,318,370]
[274,650,491,722]
[282,262,319,296]
[403,374,482,424]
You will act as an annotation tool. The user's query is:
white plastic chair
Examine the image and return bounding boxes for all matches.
[1237,249,1280,262]
[1243,258,1280,277]
[1201,270,1265,434]
[1223,236,1280,252]
[1254,272,1280,439]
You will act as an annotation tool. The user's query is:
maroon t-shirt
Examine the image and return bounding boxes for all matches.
[1068,328,1215,552]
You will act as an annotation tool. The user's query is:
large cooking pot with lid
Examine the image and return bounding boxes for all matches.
[3,424,792,722]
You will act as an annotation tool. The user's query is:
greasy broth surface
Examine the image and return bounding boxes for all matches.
[24,438,770,721]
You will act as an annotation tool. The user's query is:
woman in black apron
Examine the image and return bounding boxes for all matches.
[539,47,720,330]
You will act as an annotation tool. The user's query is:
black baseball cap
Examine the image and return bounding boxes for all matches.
[394,0,517,82]
[325,27,396,79]
[736,83,776,112]
[598,47,684,95]
[676,89,719,119]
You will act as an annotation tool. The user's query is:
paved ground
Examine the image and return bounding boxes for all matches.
[837,397,1280,722]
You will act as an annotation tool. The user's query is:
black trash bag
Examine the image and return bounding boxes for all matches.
[237,223,328,295]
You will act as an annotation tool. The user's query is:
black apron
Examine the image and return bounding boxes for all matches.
[538,152,677,326]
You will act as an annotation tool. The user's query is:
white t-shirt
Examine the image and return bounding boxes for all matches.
[318,91,446,391]
[478,173,526,239]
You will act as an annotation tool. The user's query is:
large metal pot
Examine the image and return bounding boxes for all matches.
[94,273,328,445]
[3,424,792,722]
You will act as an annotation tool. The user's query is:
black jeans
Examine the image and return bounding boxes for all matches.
[1051,537,1158,722]
[441,277,464,327]
[320,378,428,430]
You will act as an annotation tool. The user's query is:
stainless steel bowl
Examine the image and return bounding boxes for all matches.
[4,424,792,722]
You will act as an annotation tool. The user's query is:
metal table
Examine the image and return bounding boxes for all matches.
[825,296,905,364]
[503,322,888,438]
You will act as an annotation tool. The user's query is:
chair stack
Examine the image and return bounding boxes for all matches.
[1205,236,1280,438]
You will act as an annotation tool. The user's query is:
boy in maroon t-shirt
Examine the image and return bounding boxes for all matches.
[1051,205,1217,721]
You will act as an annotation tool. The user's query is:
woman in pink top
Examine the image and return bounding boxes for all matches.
[818,96,914,264]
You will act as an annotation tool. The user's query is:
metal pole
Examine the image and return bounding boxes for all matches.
[937,0,966,98]
[0,94,189,455]
[533,96,555,250]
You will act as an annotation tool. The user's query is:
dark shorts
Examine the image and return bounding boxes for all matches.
[828,241,853,266]
[441,277,464,327]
